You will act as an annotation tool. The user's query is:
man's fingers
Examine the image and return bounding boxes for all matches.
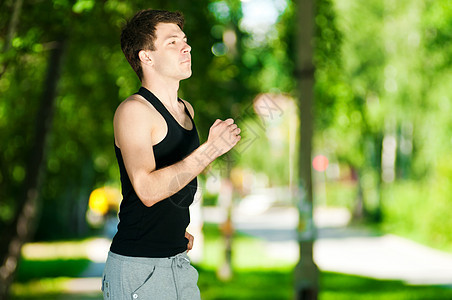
[207,117,241,157]
[212,118,234,128]
[225,118,234,125]
[228,124,240,135]
[186,231,194,251]
[212,119,222,127]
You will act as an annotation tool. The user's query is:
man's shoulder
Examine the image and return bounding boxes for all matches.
[114,94,161,125]
[116,94,158,116]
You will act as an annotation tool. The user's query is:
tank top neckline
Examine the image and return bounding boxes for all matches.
[138,87,194,132]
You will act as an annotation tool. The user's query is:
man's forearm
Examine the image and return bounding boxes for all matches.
[135,142,218,207]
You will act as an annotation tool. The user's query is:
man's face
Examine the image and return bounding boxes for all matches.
[148,22,192,81]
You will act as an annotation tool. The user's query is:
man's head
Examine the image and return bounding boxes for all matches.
[121,9,185,81]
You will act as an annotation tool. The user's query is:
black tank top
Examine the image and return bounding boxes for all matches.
[110,87,200,258]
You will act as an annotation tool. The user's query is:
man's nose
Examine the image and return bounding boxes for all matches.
[182,42,191,53]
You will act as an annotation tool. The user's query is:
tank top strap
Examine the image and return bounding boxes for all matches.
[178,98,194,122]
[136,87,172,120]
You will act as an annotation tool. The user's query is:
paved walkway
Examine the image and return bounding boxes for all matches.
[209,205,452,286]
[47,204,452,296]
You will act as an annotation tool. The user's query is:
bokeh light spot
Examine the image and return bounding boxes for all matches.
[313,155,329,172]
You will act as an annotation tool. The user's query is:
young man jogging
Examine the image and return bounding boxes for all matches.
[102,9,241,299]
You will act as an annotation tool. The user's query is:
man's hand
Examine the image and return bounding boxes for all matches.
[185,231,194,252]
[206,118,241,158]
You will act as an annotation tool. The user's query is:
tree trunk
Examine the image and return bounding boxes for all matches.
[0,39,65,299]
[294,0,319,299]
[217,154,234,281]
[0,0,24,79]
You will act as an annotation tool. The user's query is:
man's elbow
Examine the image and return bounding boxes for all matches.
[135,188,159,207]
[142,198,157,207]
[133,178,159,207]
[132,171,170,207]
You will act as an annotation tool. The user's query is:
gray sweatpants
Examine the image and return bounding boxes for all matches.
[102,251,201,300]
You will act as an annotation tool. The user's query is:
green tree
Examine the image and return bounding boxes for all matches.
[0,0,71,296]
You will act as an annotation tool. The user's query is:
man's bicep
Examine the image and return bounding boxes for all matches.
[114,103,157,182]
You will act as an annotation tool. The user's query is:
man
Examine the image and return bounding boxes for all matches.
[101,9,241,299]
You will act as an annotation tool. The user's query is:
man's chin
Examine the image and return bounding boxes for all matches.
[181,70,192,80]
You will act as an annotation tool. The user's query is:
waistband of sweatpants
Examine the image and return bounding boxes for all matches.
[107,250,190,268]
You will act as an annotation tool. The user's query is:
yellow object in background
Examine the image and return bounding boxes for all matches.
[88,188,109,215]
[88,187,120,215]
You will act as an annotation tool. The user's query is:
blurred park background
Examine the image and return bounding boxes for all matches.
[2,0,452,299]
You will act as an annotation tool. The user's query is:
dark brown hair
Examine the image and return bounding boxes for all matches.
[120,9,185,81]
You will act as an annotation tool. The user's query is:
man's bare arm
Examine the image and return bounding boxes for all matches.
[114,99,241,207]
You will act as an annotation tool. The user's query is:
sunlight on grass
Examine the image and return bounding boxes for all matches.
[12,277,101,297]
[21,237,110,262]
[12,277,69,295]
[202,223,295,271]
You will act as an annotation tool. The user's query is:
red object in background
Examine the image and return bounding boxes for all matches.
[313,155,329,172]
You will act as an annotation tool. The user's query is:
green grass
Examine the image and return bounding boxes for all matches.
[15,258,91,282]
[11,266,452,300]
[197,269,452,300]
[200,223,295,270]
[320,272,452,300]
[11,276,100,299]
[197,267,294,299]
[10,222,452,299]
[12,290,101,300]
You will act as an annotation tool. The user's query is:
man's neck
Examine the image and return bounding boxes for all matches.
[141,76,180,107]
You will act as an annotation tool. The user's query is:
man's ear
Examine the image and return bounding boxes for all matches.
[138,50,153,65]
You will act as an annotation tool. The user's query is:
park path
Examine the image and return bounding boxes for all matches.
[75,204,452,295]
[210,205,452,286]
